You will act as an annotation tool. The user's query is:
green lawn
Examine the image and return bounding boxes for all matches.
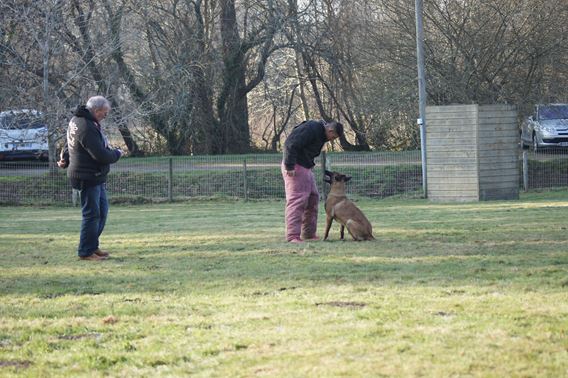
[1,192,567,377]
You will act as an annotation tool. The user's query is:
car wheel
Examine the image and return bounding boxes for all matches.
[532,133,539,152]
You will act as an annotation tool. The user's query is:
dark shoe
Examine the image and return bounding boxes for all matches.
[94,249,110,257]
[79,254,107,261]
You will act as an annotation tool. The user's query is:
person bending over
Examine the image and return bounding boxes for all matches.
[281,120,343,243]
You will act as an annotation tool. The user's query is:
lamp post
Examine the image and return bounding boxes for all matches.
[415,0,428,198]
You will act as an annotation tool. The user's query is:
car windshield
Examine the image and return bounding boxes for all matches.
[539,105,568,120]
[0,113,45,130]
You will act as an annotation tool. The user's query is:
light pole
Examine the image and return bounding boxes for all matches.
[415,0,428,198]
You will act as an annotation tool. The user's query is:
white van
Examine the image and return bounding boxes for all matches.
[0,109,49,160]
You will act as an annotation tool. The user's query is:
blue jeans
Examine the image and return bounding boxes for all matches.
[78,183,108,257]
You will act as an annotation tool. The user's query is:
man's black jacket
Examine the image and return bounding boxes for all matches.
[66,106,120,185]
[283,120,327,171]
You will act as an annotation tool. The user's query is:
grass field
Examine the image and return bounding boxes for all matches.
[1,192,567,377]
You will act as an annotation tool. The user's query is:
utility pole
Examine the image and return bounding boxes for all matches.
[415,0,428,198]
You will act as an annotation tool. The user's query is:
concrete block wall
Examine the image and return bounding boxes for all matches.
[426,104,519,201]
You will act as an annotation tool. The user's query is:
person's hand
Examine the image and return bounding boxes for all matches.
[286,169,296,177]
[57,159,68,168]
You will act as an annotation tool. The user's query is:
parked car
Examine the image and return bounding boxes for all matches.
[0,109,49,161]
[521,104,568,151]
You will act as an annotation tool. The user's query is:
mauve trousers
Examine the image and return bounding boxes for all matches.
[281,163,319,241]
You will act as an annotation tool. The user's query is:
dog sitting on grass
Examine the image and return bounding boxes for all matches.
[323,170,375,241]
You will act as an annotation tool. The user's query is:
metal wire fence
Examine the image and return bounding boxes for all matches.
[520,149,568,190]
[1,149,567,205]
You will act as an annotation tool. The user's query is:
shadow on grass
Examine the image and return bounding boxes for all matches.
[2,242,566,297]
[2,199,568,297]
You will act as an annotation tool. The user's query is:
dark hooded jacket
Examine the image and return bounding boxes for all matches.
[66,106,120,187]
[283,120,327,171]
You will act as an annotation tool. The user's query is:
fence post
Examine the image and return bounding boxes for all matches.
[72,189,79,206]
[243,159,248,202]
[522,150,529,192]
[321,151,327,202]
[168,157,173,202]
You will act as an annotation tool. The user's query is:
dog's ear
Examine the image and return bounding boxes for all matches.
[323,171,332,184]
[344,175,352,182]
[325,170,333,176]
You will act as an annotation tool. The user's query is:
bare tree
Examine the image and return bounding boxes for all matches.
[2,0,566,156]
[217,0,288,153]
[421,0,568,108]
[248,51,302,151]
[283,0,375,150]
[63,0,142,155]
[1,1,78,166]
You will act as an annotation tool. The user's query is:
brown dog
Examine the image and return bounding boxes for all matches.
[323,170,375,241]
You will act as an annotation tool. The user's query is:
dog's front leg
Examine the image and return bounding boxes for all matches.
[340,224,345,240]
[324,214,333,240]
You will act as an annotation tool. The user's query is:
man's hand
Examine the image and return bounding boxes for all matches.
[286,169,296,177]
[57,158,68,169]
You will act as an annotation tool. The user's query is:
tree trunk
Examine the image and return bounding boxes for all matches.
[190,0,221,154]
[218,0,251,154]
[289,0,310,120]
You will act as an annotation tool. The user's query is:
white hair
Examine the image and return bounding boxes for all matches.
[86,96,111,111]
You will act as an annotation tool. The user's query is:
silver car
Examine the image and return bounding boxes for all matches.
[0,109,49,160]
[521,104,568,151]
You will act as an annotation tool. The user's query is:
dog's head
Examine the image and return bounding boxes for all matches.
[324,170,352,185]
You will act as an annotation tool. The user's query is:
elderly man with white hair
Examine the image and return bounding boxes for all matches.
[60,96,123,261]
